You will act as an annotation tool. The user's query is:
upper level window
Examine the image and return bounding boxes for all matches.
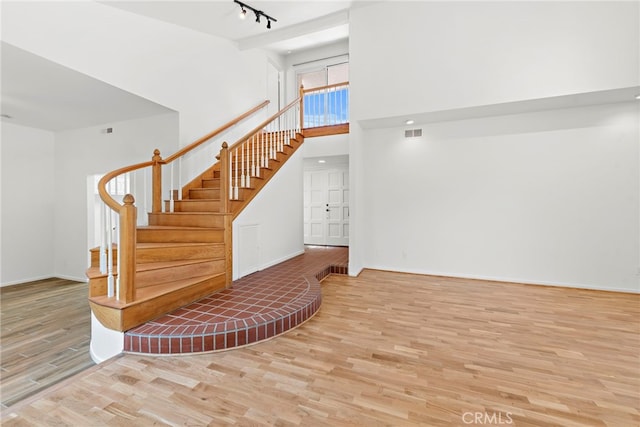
[297,62,349,128]
[298,62,349,90]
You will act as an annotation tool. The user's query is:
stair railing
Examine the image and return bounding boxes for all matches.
[96,100,269,303]
[300,81,349,128]
[220,97,302,202]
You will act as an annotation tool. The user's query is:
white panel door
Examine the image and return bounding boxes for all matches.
[303,166,349,246]
[326,169,349,246]
[304,171,327,245]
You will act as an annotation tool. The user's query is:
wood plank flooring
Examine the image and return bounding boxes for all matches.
[1,278,94,408]
[2,270,639,426]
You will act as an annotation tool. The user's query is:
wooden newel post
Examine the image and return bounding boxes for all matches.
[219,142,229,214]
[151,149,162,213]
[219,142,232,287]
[299,84,305,131]
[119,194,137,303]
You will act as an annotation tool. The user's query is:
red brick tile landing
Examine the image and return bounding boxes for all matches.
[124,246,348,355]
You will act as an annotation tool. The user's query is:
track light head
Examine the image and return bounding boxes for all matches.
[234,1,275,30]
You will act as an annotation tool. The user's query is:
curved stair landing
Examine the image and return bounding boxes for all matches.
[124,246,348,355]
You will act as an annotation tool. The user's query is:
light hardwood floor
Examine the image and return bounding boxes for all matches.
[2,270,639,426]
[1,278,94,408]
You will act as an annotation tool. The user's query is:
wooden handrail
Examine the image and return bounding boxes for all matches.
[228,97,301,152]
[98,100,270,211]
[301,81,349,94]
[164,100,269,164]
[94,100,271,308]
[98,160,155,212]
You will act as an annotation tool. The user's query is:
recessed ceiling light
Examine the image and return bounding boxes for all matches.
[405,119,414,125]
[635,94,640,100]
[318,160,326,164]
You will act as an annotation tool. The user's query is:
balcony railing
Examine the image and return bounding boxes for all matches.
[300,82,349,131]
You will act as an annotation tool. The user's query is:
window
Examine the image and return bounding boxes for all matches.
[297,62,349,128]
[298,62,349,90]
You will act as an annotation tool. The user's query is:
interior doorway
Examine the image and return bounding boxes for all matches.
[266,60,282,117]
[303,156,349,246]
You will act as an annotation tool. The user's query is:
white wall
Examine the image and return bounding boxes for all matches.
[233,149,304,280]
[54,113,179,281]
[2,1,269,146]
[285,40,349,103]
[350,1,639,122]
[360,102,639,292]
[90,313,123,364]
[348,1,640,291]
[302,133,349,158]
[1,123,55,285]
[348,121,365,276]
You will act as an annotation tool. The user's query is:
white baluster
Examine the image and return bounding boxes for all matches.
[344,84,349,121]
[251,135,256,177]
[240,142,246,188]
[143,169,149,225]
[245,141,251,188]
[260,131,265,168]
[178,157,183,200]
[106,204,114,298]
[268,128,273,160]
[169,163,175,212]
[99,202,106,274]
[115,213,120,301]
[339,86,343,124]
[234,148,239,199]
[257,133,262,176]
[228,149,233,202]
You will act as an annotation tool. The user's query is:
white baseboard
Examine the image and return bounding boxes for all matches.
[55,274,88,283]
[260,249,305,271]
[364,265,640,294]
[0,275,53,287]
[1,274,89,287]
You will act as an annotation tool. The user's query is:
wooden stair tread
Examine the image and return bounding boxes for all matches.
[136,242,223,249]
[136,258,221,272]
[138,225,223,231]
[87,257,221,277]
[150,212,227,217]
[89,273,225,309]
[89,131,304,332]
[170,198,220,202]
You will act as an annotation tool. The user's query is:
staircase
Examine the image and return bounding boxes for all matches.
[88,100,305,332]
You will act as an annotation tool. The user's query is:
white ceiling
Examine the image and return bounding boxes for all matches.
[99,0,353,54]
[358,87,640,129]
[1,42,174,131]
[1,1,355,132]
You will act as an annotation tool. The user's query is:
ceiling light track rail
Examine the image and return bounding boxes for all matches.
[234,0,277,29]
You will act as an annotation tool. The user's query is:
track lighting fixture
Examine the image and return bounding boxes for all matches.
[234,0,277,30]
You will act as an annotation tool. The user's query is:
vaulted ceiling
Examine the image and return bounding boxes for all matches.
[100,0,353,54]
[1,1,355,131]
